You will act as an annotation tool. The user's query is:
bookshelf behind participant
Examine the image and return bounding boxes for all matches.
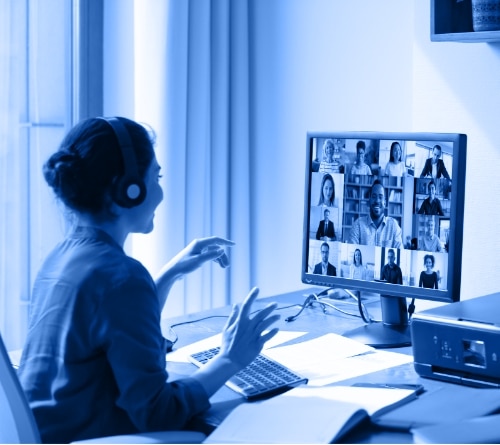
[302,132,467,348]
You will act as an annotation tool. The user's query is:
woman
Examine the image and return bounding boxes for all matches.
[419,254,439,289]
[318,138,335,173]
[18,117,279,443]
[317,173,335,207]
[349,248,366,280]
[318,138,344,173]
[350,141,372,175]
[384,142,406,177]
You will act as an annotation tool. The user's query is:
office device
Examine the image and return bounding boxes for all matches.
[411,292,500,387]
[189,346,307,399]
[302,132,467,347]
[204,384,418,444]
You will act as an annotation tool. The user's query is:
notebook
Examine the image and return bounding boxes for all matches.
[204,384,419,444]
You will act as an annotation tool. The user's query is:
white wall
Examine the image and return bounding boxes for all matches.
[412,1,500,300]
[251,0,500,304]
[252,0,415,298]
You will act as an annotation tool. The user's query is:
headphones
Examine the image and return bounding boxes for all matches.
[98,117,147,208]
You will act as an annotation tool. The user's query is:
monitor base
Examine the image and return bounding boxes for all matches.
[343,323,411,349]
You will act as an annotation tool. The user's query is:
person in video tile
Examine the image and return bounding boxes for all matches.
[313,242,337,276]
[316,208,336,241]
[419,216,443,252]
[419,254,439,289]
[350,140,372,175]
[349,248,367,280]
[420,144,451,180]
[349,179,403,248]
[380,248,403,284]
[418,180,444,216]
[317,173,336,207]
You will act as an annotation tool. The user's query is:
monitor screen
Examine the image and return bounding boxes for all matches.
[302,132,467,347]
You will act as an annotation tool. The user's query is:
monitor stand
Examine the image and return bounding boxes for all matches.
[342,293,411,348]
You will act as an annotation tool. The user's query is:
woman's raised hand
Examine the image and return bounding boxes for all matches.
[160,236,235,281]
[219,287,280,370]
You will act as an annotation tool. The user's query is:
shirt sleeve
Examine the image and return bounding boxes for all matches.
[392,220,403,248]
[94,264,210,432]
[349,218,361,244]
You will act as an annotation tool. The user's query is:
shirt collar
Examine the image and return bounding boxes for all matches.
[368,215,387,228]
[71,226,123,251]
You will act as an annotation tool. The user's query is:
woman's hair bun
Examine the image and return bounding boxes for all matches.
[43,149,85,208]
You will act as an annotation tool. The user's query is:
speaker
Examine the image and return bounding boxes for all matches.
[99,117,147,208]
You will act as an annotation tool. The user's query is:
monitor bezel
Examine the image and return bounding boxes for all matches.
[301,131,467,304]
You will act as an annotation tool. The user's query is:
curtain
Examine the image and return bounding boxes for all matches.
[131,0,254,317]
[0,0,26,350]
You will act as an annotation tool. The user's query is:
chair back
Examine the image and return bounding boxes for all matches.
[0,333,41,443]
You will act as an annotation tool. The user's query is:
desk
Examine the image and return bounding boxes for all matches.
[162,289,450,443]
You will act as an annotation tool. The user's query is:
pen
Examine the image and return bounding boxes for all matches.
[352,382,425,395]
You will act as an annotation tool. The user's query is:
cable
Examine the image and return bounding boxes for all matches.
[343,289,372,324]
[285,295,317,322]
[408,298,416,320]
[169,302,304,342]
[285,289,374,323]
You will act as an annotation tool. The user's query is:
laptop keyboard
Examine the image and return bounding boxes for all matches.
[189,346,308,399]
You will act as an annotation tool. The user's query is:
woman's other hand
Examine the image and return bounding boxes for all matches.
[219,287,280,370]
[190,287,280,397]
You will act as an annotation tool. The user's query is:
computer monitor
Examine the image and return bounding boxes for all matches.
[302,132,467,348]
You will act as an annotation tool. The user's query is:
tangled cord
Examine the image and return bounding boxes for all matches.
[285,288,378,323]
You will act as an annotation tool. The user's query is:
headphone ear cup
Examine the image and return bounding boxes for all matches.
[98,116,147,208]
[111,174,147,208]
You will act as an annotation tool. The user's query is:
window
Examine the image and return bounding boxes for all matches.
[0,0,92,350]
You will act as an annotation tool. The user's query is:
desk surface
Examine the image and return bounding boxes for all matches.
[162,289,449,443]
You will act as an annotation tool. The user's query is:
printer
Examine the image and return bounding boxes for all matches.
[411,292,500,388]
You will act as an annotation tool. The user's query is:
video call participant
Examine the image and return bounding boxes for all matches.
[17,117,280,443]
[318,139,337,174]
[384,141,406,177]
[348,179,403,248]
[350,140,372,175]
[380,248,403,284]
[316,208,336,241]
[349,248,366,280]
[317,173,336,207]
[419,216,443,252]
[420,144,451,180]
[418,180,444,216]
[313,242,337,276]
[419,254,439,289]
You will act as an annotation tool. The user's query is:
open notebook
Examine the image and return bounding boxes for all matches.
[204,384,419,444]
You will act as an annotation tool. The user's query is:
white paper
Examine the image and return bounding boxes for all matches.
[285,385,415,416]
[262,333,373,376]
[306,349,413,386]
[262,333,413,385]
[166,330,307,363]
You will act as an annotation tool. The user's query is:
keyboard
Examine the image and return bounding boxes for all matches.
[189,346,308,400]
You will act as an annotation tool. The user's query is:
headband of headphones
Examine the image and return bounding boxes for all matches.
[98,117,147,208]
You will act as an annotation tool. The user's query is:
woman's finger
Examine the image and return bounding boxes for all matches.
[213,252,230,268]
[259,327,280,345]
[238,287,260,319]
[193,236,235,253]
